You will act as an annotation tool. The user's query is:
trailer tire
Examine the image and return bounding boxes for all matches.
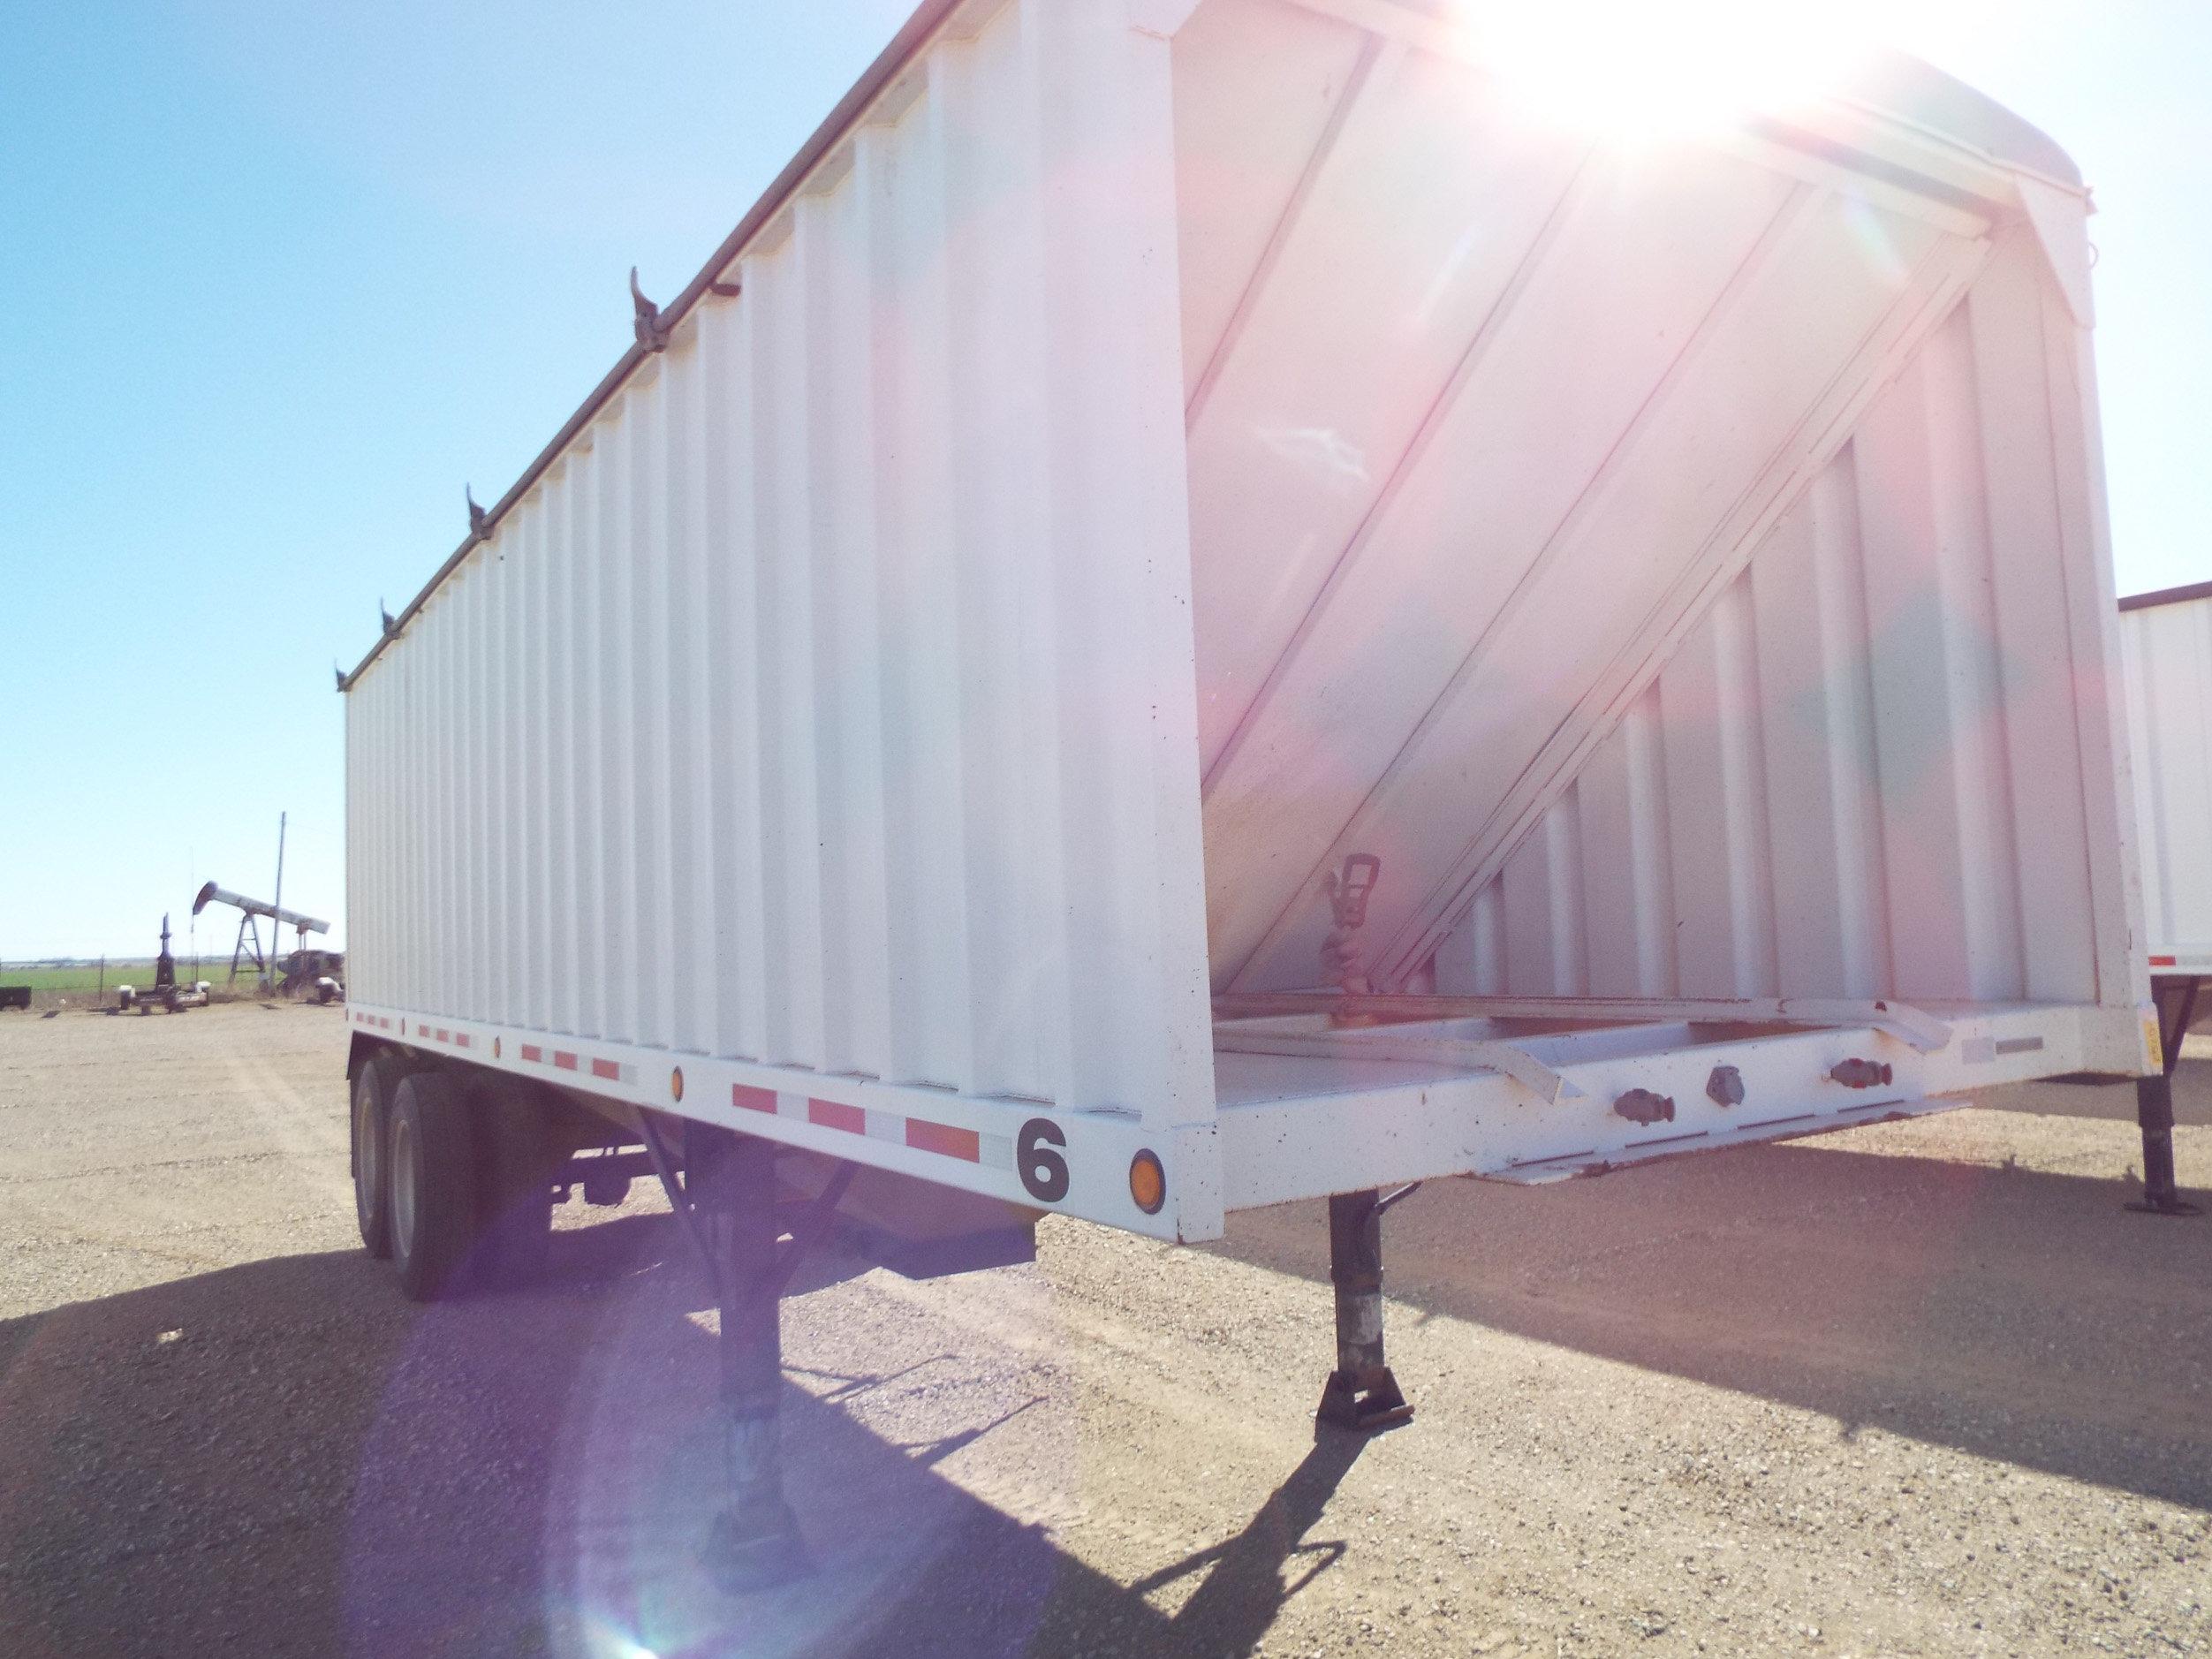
[352,1056,401,1259]
[473,1081,558,1289]
[388,1070,480,1302]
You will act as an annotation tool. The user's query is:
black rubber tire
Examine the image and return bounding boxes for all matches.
[352,1057,398,1260]
[473,1081,559,1289]
[388,1069,481,1302]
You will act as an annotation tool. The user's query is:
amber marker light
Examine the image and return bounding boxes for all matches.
[670,1067,686,1103]
[1129,1149,1166,1216]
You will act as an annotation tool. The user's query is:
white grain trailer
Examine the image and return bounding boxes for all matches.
[2118,580,2212,1215]
[339,0,2159,1585]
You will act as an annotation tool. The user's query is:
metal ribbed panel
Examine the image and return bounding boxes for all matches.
[344,0,2140,1231]
[2123,595,2212,960]
[1168,4,2129,1013]
[345,0,1214,1134]
[1436,231,2114,1007]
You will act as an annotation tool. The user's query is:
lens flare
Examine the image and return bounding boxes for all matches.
[1449,0,1898,140]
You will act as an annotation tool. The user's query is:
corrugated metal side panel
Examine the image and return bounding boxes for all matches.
[344,0,1215,1133]
[1436,229,2121,1008]
[2122,595,2212,958]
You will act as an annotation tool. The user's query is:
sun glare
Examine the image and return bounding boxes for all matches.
[1451,0,1896,140]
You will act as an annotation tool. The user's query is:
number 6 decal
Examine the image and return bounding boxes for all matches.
[1017,1117,1070,1203]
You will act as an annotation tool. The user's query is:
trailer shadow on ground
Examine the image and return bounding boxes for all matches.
[0,1212,1367,1659]
[1208,1091,2212,1517]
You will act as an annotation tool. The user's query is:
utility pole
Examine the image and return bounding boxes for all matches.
[264,813,287,996]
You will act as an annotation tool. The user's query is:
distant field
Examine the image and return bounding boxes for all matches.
[0,960,239,994]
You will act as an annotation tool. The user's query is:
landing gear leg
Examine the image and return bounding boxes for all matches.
[691,1125,811,1589]
[1314,1186,1416,1434]
[2130,977,2203,1217]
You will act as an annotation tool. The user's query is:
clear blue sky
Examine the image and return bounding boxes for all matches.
[2,0,2207,959]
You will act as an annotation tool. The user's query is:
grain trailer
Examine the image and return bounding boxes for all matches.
[2117,580,2212,1215]
[340,0,2157,1585]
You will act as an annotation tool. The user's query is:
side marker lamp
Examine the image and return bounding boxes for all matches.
[1129,1149,1166,1216]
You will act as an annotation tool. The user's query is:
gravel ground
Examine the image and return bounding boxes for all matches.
[0,1003,2208,1657]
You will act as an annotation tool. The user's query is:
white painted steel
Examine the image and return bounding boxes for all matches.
[346,0,2148,1244]
[348,0,1219,1239]
[1213,1000,2113,1208]
[345,1000,1179,1237]
[2120,587,2212,972]
[1427,230,2141,1017]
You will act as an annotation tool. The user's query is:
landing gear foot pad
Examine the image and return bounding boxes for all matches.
[705,1504,812,1592]
[1315,1365,1414,1436]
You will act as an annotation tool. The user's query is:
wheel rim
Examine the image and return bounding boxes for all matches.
[391,1111,417,1254]
[356,1083,379,1217]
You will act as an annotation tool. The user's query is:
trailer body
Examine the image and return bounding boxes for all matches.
[2119,582,2212,977]
[344,0,2153,1247]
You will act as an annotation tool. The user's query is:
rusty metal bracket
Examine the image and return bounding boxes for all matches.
[631,267,673,352]
[1322,853,1382,1004]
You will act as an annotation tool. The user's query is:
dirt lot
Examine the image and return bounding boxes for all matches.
[1,1004,2208,1658]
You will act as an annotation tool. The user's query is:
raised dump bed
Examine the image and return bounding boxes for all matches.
[337,0,2157,1576]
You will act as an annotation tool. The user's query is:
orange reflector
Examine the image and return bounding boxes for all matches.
[670,1066,685,1103]
[1129,1148,1166,1216]
[493,1037,502,1059]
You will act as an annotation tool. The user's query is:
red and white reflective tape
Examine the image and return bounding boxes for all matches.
[359,1012,473,1051]
[516,1042,637,1086]
[732,1084,1013,1173]
[362,1013,996,1174]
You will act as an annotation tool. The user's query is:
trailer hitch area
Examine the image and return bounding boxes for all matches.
[1829,1058,1893,1089]
[1706,1064,1746,1108]
[1612,1088,1675,1126]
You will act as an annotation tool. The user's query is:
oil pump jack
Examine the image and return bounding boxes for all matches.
[191,883,338,998]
